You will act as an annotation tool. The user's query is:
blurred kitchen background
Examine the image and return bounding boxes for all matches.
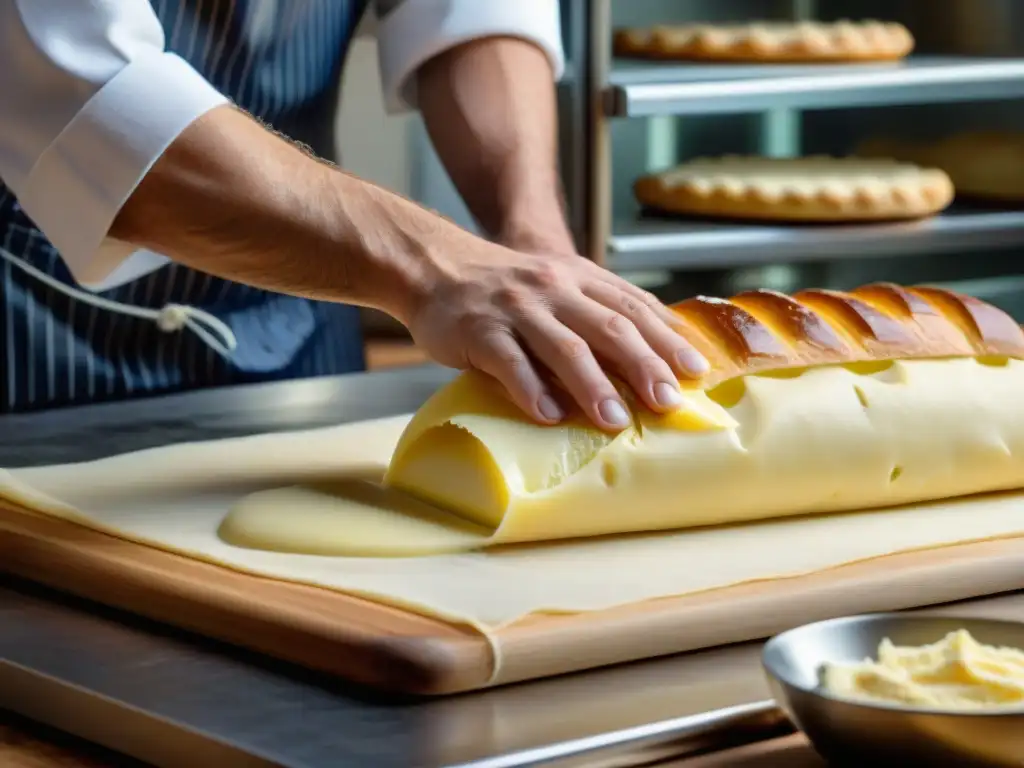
[340,1,1024,367]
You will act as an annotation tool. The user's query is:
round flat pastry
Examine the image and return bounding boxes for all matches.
[858,132,1024,204]
[613,20,914,63]
[633,156,954,223]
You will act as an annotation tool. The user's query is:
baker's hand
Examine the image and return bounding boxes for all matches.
[407,243,710,431]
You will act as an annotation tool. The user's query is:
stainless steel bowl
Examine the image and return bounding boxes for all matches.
[762,614,1024,767]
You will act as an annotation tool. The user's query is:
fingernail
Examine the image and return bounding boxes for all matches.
[538,394,564,421]
[599,399,631,428]
[653,381,684,408]
[677,348,710,375]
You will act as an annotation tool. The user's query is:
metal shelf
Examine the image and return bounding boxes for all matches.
[606,207,1024,272]
[606,56,1024,117]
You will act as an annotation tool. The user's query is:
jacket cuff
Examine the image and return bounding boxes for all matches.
[19,50,228,289]
[377,0,565,114]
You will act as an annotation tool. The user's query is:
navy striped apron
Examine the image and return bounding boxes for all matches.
[0,0,370,414]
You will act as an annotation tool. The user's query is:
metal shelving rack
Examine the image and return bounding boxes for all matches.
[581,1,1024,278]
[607,208,1024,272]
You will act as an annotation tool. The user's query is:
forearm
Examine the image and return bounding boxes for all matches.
[110,105,462,325]
[417,36,575,255]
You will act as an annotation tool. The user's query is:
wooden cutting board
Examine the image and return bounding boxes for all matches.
[3,502,1024,696]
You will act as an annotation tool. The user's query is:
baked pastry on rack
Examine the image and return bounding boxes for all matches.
[613,20,915,63]
[858,131,1024,204]
[633,156,954,223]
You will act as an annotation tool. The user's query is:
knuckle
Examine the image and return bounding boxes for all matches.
[493,286,526,310]
[492,342,525,368]
[558,335,590,361]
[641,290,661,307]
[522,262,562,291]
[604,312,633,338]
[618,295,643,318]
[497,348,528,372]
[628,285,660,305]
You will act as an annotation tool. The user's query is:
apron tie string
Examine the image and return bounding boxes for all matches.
[0,245,237,361]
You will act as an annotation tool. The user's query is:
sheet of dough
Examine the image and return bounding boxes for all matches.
[2,413,1024,641]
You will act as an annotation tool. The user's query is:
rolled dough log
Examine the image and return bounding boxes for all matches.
[221,358,1024,556]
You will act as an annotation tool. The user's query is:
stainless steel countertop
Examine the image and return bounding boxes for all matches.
[0,366,456,467]
[0,367,790,768]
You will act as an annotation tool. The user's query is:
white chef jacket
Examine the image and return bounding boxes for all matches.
[0,0,565,291]
[0,1,564,414]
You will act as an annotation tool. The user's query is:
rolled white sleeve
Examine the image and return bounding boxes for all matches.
[375,0,566,114]
[0,0,229,290]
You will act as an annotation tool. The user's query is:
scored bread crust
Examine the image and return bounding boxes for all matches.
[857,132,1024,204]
[666,283,1024,391]
[613,20,914,63]
[634,156,954,222]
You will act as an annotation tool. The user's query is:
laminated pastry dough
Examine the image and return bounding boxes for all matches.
[5,283,1024,646]
[858,132,1024,203]
[633,156,955,222]
[5,423,1024,638]
[613,20,914,63]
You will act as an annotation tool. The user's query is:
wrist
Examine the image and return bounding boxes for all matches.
[324,174,473,327]
[496,216,577,259]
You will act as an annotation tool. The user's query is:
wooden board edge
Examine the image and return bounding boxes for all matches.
[0,506,494,696]
[6,504,1024,695]
[491,536,1024,685]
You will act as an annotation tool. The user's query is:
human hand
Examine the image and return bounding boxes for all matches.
[406,237,710,431]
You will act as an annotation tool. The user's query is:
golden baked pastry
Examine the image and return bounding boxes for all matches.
[664,282,1024,390]
[613,20,914,63]
[634,156,954,223]
[858,131,1024,203]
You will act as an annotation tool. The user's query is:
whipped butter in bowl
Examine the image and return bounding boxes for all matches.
[762,614,1024,767]
[821,629,1024,710]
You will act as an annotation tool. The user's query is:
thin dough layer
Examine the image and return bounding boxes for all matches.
[4,417,1024,633]
[614,20,914,63]
[634,156,954,222]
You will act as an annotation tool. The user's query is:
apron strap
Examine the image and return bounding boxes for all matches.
[0,246,237,361]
